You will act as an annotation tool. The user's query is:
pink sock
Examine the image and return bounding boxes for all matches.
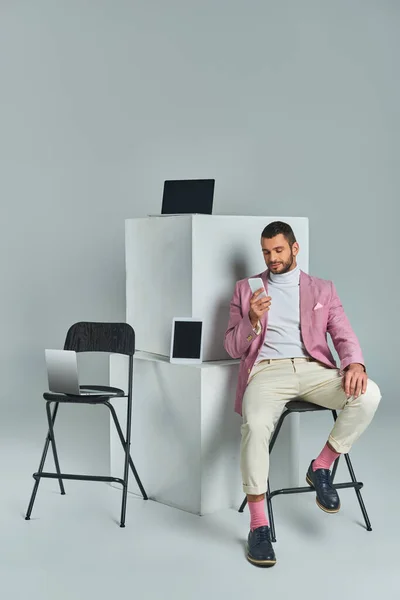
[249,499,269,531]
[313,443,340,471]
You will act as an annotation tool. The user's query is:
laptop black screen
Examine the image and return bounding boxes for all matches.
[162,179,215,214]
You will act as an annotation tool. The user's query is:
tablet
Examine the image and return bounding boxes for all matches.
[170,318,204,364]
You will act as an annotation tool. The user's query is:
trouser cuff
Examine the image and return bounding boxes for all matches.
[328,434,350,454]
[242,484,267,496]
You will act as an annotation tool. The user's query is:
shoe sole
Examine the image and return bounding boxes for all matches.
[246,545,277,567]
[306,475,341,514]
[247,555,277,567]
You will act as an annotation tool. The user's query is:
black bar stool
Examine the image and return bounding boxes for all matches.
[25,321,148,528]
[238,399,372,542]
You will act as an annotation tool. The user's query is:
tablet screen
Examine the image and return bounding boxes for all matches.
[172,321,203,359]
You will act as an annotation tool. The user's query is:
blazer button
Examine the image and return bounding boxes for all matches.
[247,335,252,342]
[248,368,251,374]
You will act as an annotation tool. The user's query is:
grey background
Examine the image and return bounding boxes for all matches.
[1,0,397,467]
[0,2,398,596]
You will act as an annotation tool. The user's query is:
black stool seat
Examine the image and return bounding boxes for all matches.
[43,385,125,404]
[239,400,371,541]
[285,399,328,413]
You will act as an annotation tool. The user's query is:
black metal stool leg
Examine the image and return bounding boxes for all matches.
[120,470,129,528]
[344,453,372,531]
[330,410,340,483]
[331,455,340,483]
[105,402,148,501]
[266,479,276,542]
[45,402,65,494]
[331,409,372,531]
[238,496,248,513]
[25,402,64,520]
[119,362,134,528]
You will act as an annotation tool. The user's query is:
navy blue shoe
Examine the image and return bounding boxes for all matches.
[247,526,276,567]
[306,460,340,513]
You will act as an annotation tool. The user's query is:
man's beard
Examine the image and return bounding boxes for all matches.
[270,251,294,274]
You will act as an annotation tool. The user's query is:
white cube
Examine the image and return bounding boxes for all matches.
[126,215,309,360]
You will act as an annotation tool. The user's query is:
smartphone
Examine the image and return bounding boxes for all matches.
[248,277,267,299]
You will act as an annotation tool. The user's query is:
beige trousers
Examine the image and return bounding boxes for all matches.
[241,358,381,496]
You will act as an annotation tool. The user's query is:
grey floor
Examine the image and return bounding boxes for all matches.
[1,405,399,600]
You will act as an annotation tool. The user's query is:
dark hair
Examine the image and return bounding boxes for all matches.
[261,221,296,247]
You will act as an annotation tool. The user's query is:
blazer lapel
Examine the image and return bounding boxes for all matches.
[299,270,314,341]
[260,270,269,333]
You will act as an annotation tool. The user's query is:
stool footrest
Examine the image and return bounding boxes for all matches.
[269,481,363,499]
[33,472,125,486]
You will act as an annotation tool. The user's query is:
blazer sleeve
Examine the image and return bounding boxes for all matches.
[224,282,261,359]
[327,282,365,372]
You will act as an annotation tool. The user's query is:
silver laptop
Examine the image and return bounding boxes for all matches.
[45,349,107,396]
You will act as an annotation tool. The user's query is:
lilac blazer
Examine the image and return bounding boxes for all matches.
[224,269,365,416]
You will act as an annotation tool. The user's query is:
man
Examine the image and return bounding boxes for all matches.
[224,221,381,568]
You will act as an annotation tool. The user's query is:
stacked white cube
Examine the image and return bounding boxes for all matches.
[110,215,309,515]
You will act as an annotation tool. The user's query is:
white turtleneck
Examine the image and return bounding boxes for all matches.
[256,264,308,363]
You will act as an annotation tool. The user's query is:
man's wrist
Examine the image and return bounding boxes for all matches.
[346,363,365,372]
[248,312,258,329]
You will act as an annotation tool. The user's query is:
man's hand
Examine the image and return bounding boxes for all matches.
[249,289,271,328]
[342,363,367,399]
